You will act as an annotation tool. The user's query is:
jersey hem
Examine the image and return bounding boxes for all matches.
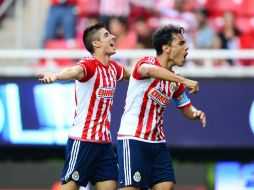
[117,135,166,143]
[68,135,112,144]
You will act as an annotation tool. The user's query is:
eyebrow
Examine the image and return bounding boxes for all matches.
[178,39,185,44]
[104,31,109,37]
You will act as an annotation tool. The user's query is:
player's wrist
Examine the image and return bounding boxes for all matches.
[55,73,60,81]
[182,78,188,86]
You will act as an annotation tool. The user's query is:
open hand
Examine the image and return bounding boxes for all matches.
[37,72,58,83]
[193,110,206,128]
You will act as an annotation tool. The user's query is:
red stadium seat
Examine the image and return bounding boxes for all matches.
[236,17,254,33]
[239,31,254,66]
[240,32,254,49]
[45,39,73,49]
[205,0,243,17]
[76,0,99,17]
[44,39,76,67]
[243,0,254,16]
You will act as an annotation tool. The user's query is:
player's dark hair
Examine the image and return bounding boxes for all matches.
[83,22,105,54]
[152,24,184,55]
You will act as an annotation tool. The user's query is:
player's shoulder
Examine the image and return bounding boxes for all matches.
[109,59,120,65]
[78,56,96,65]
[109,59,117,65]
[77,56,97,70]
[109,59,122,68]
[138,56,157,65]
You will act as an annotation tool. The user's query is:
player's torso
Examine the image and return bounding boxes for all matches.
[70,58,120,143]
[118,56,181,142]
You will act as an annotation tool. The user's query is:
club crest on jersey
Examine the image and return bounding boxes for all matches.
[133,171,141,182]
[170,82,178,93]
[148,88,171,107]
[97,87,115,98]
[72,171,79,181]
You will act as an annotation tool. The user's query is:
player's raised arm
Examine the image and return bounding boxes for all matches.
[179,105,206,128]
[37,65,84,83]
[138,63,199,93]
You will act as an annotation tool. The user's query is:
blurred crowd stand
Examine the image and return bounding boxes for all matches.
[42,0,77,48]
[33,0,254,67]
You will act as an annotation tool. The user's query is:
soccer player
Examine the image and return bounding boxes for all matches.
[38,23,200,190]
[117,24,206,190]
[38,23,130,190]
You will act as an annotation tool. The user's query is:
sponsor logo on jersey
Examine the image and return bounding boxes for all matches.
[148,88,171,106]
[97,87,115,98]
[72,171,79,181]
[133,171,141,182]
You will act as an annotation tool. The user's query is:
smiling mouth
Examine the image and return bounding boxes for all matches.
[184,53,188,59]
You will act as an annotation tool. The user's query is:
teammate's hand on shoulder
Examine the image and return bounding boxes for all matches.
[183,79,199,94]
[37,72,58,83]
[193,110,206,128]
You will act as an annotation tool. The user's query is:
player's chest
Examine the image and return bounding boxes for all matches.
[148,80,179,106]
[94,68,117,99]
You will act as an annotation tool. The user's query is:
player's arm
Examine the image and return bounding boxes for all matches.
[37,65,84,83]
[179,105,206,128]
[123,67,131,80]
[138,64,199,93]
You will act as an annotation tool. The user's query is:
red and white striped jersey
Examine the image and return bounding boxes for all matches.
[69,56,124,143]
[117,56,191,143]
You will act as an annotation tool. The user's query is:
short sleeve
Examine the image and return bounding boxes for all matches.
[172,84,185,98]
[132,56,157,80]
[77,57,96,82]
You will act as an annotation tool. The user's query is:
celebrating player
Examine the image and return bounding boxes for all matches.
[38,23,130,190]
[117,24,206,190]
[38,22,202,190]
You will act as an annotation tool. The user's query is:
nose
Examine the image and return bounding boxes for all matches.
[185,44,189,51]
[111,34,116,40]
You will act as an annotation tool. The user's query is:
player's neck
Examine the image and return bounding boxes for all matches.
[156,55,173,71]
[93,53,110,66]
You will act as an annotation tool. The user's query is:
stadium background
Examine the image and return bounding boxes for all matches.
[0,0,254,190]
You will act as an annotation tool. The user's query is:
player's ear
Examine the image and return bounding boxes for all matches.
[92,40,100,49]
[162,44,171,54]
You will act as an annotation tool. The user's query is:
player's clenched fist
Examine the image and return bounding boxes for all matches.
[183,79,199,94]
[37,72,58,83]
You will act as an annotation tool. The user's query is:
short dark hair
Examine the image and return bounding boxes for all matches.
[83,22,105,53]
[152,24,184,55]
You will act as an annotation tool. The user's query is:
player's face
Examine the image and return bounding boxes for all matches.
[98,28,116,55]
[169,34,189,67]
